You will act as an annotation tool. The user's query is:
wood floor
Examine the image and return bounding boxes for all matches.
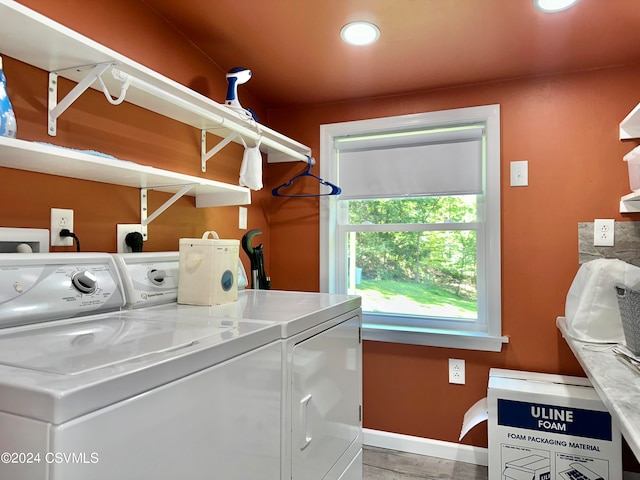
[363,446,488,480]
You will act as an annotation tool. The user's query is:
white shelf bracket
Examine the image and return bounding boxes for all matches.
[201,130,239,172]
[48,63,111,136]
[48,62,129,136]
[140,184,196,235]
[140,189,148,240]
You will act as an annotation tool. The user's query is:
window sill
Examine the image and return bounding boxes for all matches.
[362,324,508,352]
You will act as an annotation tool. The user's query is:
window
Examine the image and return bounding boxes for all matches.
[319,105,507,351]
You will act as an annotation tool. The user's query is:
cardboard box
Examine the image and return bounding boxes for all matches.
[488,369,621,480]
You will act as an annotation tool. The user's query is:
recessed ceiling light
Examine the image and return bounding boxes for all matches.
[340,22,380,46]
[534,0,580,12]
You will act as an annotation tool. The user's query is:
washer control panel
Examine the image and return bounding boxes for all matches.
[112,252,179,308]
[0,253,124,328]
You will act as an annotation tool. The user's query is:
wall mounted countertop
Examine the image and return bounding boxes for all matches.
[557,317,640,461]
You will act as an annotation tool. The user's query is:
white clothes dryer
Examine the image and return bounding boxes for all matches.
[112,252,364,479]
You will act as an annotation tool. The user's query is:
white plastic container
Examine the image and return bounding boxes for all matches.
[623,145,640,191]
[178,231,239,306]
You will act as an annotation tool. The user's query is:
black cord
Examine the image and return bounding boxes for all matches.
[60,228,81,252]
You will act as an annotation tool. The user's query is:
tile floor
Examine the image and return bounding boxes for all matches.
[363,446,488,480]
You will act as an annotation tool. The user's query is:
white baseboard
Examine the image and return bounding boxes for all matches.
[362,428,488,466]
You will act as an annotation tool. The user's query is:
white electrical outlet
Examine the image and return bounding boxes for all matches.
[117,224,144,253]
[594,219,615,247]
[448,358,465,385]
[50,208,74,246]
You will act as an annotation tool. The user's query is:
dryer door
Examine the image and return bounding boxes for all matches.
[291,316,361,480]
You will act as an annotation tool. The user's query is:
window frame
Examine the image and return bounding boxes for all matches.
[319,105,507,352]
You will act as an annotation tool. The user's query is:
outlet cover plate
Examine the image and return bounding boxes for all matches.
[117,224,144,253]
[594,219,615,247]
[448,358,465,385]
[50,208,74,246]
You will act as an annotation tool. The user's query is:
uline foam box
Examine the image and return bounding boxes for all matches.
[461,369,621,480]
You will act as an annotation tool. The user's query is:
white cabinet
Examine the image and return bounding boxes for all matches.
[0,0,312,213]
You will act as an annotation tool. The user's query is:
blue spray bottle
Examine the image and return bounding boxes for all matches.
[0,55,17,139]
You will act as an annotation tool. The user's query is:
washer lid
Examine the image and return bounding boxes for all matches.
[0,309,280,424]
[0,313,233,375]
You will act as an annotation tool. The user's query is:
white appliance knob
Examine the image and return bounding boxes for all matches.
[71,270,98,294]
[148,268,166,285]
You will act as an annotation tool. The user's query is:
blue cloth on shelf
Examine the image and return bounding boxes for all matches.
[36,142,118,160]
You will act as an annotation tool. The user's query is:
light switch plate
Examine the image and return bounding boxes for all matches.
[510,160,528,187]
[239,207,248,230]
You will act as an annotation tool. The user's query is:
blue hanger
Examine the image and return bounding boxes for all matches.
[272,156,341,198]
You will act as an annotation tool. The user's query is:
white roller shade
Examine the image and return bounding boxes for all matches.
[336,126,484,199]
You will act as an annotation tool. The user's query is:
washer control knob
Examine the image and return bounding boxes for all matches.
[71,270,98,294]
[148,268,166,286]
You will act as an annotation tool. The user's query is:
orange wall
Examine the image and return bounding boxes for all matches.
[5,0,640,462]
[4,0,271,274]
[266,65,640,448]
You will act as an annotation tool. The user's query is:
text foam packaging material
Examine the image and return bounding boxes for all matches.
[178,231,239,306]
[460,369,621,480]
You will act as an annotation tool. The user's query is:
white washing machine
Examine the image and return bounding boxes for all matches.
[0,252,282,480]
[0,252,362,480]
